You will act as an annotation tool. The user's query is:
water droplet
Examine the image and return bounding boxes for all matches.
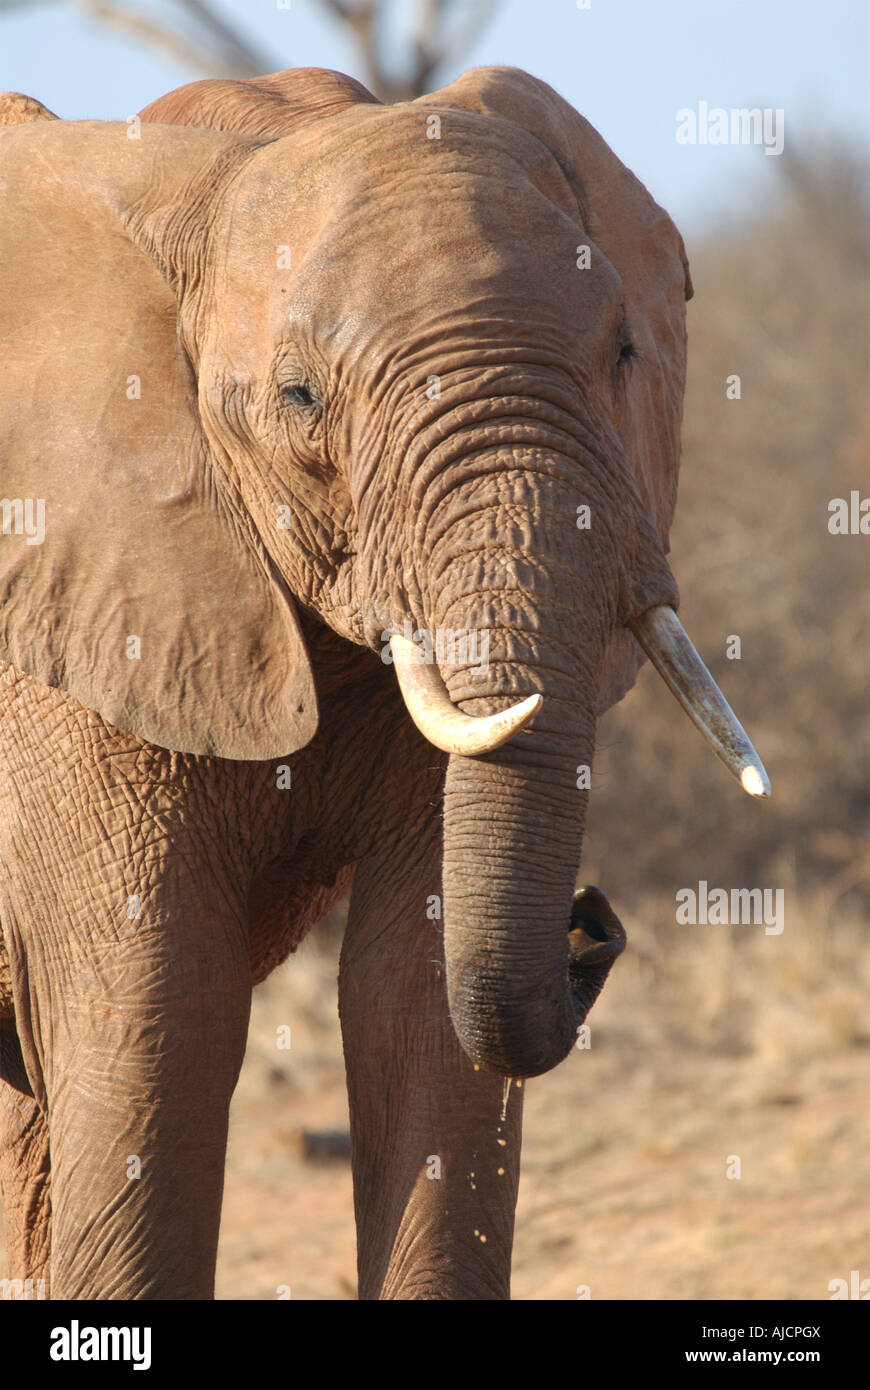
[500,1076,512,1121]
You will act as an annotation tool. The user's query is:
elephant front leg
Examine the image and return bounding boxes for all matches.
[340,816,523,1301]
[3,877,251,1300]
[0,1024,51,1298]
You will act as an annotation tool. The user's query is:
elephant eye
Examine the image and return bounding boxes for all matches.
[615,313,638,370]
[617,337,638,367]
[280,382,320,410]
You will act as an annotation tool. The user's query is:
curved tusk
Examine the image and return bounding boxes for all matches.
[389,632,542,756]
[629,606,770,798]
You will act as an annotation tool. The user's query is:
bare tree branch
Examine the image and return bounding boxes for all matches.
[4,0,281,79]
[313,0,502,102]
[171,0,277,75]
[316,0,358,21]
[434,0,501,76]
[2,0,503,101]
[67,0,260,77]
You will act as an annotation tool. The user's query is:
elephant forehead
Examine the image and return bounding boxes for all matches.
[219,103,593,283]
[214,128,622,360]
[249,100,578,207]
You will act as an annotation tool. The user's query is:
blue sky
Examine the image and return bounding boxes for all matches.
[2,0,867,232]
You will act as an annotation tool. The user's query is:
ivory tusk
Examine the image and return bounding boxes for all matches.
[629,605,771,798]
[389,632,542,756]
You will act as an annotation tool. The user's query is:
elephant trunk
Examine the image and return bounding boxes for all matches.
[411,451,625,1077]
[386,427,768,1077]
[440,724,625,1079]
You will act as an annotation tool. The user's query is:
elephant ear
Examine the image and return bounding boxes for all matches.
[0,115,317,759]
[417,67,693,710]
[139,67,379,133]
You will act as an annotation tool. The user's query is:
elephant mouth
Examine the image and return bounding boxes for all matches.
[567,885,626,1023]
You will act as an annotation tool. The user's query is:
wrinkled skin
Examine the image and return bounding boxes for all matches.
[0,68,691,1299]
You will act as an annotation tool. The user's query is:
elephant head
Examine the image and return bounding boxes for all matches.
[0,67,768,1078]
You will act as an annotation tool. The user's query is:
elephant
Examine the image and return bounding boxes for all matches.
[0,66,769,1300]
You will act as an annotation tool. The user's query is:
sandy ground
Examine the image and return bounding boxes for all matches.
[218,1042,869,1302]
[213,906,869,1300]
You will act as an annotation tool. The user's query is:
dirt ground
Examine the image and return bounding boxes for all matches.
[212,900,869,1300]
